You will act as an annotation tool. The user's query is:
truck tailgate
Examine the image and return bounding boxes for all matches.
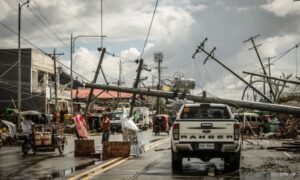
[179,121,235,142]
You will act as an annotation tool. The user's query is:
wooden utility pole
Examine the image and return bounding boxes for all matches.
[48,49,64,113]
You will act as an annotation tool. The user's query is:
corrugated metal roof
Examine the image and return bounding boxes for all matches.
[73,88,133,99]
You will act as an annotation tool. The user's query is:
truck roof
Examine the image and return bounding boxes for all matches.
[183,103,227,108]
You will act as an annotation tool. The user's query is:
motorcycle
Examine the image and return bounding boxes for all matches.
[19,134,33,155]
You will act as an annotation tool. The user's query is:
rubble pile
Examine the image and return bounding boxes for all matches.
[277,118,300,139]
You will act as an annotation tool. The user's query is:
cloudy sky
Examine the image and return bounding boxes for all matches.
[1,0,300,101]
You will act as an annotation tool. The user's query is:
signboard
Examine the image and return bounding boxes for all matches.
[154,52,163,62]
[102,141,130,160]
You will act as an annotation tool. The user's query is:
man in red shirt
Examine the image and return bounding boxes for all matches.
[101,113,110,143]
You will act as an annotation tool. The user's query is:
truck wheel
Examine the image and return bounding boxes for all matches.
[224,151,240,172]
[171,149,182,171]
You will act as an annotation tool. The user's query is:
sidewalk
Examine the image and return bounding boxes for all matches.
[0,146,21,156]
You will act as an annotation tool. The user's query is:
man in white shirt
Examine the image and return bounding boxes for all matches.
[21,116,34,135]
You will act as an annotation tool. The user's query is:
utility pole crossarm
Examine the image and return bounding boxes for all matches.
[192,38,208,59]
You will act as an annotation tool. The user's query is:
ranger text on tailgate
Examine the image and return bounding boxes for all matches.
[171,103,242,172]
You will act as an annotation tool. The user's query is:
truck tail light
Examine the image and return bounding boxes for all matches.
[234,123,240,140]
[173,123,180,140]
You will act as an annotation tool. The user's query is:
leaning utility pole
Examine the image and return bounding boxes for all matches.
[244,35,275,99]
[84,83,300,115]
[193,38,273,103]
[129,59,144,117]
[84,48,106,116]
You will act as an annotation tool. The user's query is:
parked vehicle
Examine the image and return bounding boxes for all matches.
[0,119,17,146]
[86,114,102,132]
[133,107,150,130]
[233,112,262,135]
[260,115,281,133]
[108,110,123,133]
[171,103,241,172]
[19,124,66,155]
[153,114,170,135]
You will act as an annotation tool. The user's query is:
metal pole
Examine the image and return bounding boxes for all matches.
[101,0,103,48]
[17,0,29,129]
[53,49,58,112]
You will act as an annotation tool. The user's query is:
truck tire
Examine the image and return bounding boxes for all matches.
[224,151,240,172]
[171,149,182,171]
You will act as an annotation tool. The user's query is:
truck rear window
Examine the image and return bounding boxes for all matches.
[180,106,230,119]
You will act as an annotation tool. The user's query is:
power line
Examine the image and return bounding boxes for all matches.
[139,0,159,59]
[28,3,69,47]
[0,22,90,83]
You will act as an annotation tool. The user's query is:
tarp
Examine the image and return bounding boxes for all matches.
[1,120,17,137]
[73,114,88,139]
[120,109,145,156]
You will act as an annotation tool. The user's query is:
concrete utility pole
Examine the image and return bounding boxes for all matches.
[48,49,64,113]
[193,38,273,103]
[70,33,73,116]
[84,83,300,115]
[154,52,163,114]
[244,35,275,99]
[70,34,106,116]
[18,0,29,128]
[84,48,106,117]
[129,59,144,117]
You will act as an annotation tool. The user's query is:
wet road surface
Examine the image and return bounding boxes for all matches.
[1,131,300,180]
[70,138,300,180]
[0,129,160,179]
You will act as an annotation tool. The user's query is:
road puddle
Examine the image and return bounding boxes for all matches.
[49,160,101,179]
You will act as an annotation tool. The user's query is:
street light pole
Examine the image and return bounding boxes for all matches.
[18,0,29,129]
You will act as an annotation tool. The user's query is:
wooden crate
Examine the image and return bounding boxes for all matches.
[102,141,130,160]
[74,140,95,157]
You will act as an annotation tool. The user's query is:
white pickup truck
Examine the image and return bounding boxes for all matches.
[171,103,242,172]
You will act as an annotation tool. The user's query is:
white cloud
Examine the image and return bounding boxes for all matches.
[261,0,300,17]
[0,1,10,21]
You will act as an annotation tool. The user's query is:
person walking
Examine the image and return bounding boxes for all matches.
[101,113,110,144]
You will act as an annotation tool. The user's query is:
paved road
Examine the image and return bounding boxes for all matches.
[2,130,300,180]
[69,138,300,180]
